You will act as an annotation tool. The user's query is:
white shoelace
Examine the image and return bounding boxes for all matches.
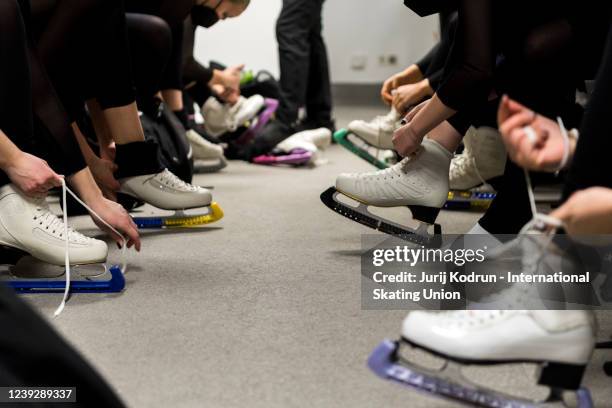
[515,142,565,282]
[159,169,199,192]
[55,179,127,317]
[450,151,490,189]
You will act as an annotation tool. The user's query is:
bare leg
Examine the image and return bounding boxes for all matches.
[427,120,462,153]
[90,101,145,145]
[161,89,183,111]
[86,100,116,158]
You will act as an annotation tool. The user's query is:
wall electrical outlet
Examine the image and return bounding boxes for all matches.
[350,54,367,71]
[379,54,399,66]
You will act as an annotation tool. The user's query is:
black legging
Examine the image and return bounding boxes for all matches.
[126,13,173,104]
[29,0,136,120]
[0,0,85,188]
[124,0,195,93]
[0,283,125,407]
[563,22,612,199]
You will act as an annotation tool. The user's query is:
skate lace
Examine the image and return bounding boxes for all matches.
[440,310,513,327]
[516,170,563,276]
[158,169,200,192]
[54,179,127,317]
[33,201,91,244]
[367,151,421,181]
[370,110,398,128]
[449,151,489,188]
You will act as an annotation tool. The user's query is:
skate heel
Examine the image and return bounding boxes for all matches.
[537,362,586,390]
[407,205,440,225]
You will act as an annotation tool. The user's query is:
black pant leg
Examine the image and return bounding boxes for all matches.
[0,0,84,183]
[126,13,172,101]
[275,0,318,125]
[0,0,33,188]
[31,0,136,118]
[479,160,534,235]
[304,0,332,123]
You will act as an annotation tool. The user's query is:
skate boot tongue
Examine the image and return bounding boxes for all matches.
[33,199,91,245]
[158,169,201,192]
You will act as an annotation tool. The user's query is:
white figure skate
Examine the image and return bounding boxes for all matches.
[367,310,595,407]
[119,169,223,228]
[186,129,227,173]
[321,138,451,245]
[450,126,507,192]
[203,94,265,137]
[0,184,107,266]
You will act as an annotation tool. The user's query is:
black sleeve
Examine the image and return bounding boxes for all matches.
[427,69,443,91]
[436,0,495,110]
[415,42,440,76]
[182,18,214,86]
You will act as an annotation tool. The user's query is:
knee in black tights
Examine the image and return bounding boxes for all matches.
[0,0,32,140]
[127,13,173,100]
[0,0,21,32]
[523,19,573,65]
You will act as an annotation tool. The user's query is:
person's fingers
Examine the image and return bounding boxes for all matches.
[498,95,531,126]
[534,128,549,148]
[549,202,570,224]
[505,97,529,113]
[498,110,536,138]
[392,93,403,110]
[507,127,526,153]
[44,181,56,192]
[127,213,137,228]
[516,132,543,169]
[124,222,141,252]
[497,95,511,125]
[404,102,424,123]
[49,174,64,188]
[110,178,121,191]
[382,93,393,105]
[391,91,399,104]
[33,187,47,198]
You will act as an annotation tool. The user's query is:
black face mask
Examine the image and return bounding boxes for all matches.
[191,2,221,28]
[403,0,457,17]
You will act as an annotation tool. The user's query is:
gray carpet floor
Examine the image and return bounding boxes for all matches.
[23,106,612,407]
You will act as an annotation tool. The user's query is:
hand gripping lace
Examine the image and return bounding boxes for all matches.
[522,116,571,175]
[55,179,127,317]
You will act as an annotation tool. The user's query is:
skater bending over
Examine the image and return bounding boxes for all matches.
[125,0,249,124]
[29,0,214,212]
[0,0,140,266]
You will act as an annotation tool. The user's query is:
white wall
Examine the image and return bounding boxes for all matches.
[194,1,438,84]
